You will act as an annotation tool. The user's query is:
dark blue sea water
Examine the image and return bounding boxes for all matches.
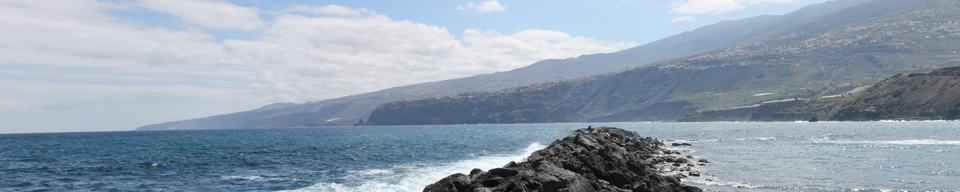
[1,121,958,191]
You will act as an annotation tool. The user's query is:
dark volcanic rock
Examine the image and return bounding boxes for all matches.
[423,126,702,192]
[689,171,701,177]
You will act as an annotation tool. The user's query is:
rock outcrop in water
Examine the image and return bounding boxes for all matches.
[423,126,703,192]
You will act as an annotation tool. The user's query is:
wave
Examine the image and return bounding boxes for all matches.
[672,137,780,143]
[816,139,960,145]
[688,179,761,189]
[733,137,776,141]
[286,142,546,192]
[347,169,393,176]
[809,134,858,141]
[665,139,719,143]
[878,119,954,122]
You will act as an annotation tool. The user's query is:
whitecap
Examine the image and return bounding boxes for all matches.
[733,137,777,141]
[347,169,393,176]
[285,142,546,192]
[222,175,264,181]
[817,139,960,145]
[686,176,761,189]
[666,139,717,143]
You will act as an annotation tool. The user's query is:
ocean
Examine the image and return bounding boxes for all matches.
[1,121,958,191]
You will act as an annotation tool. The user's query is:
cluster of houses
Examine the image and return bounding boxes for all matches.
[652,8,959,70]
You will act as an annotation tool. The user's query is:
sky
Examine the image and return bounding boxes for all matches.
[0,0,835,133]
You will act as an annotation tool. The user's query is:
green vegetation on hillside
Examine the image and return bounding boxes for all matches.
[832,67,960,120]
[367,0,960,125]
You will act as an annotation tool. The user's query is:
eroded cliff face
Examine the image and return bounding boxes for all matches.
[423,127,704,192]
[769,98,853,121]
[676,107,758,122]
[832,67,960,121]
[676,99,804,122]
[365,67,695,125]
[367,65,815,125]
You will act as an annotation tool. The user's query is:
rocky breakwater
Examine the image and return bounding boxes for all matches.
[424,126,705,192]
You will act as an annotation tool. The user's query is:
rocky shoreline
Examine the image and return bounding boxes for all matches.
[423,126,705,192]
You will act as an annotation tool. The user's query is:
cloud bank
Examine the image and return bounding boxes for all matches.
[0,0,635,133]
[140,0,267,30]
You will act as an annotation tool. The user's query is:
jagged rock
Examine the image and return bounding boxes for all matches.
[672,173,688,179]
[663,149,681,154]
[689,171,701,177]
[672,143,692,146]
[423,126,703,192]
[488,168,519,177]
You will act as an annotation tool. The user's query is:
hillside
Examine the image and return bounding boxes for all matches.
[831,67,960,120]
[135,0,873,130]
[366,0,960,125]
[768,97,855,121]
[675,99,806,122]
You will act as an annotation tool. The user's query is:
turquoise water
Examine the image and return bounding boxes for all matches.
[1,122,958,191]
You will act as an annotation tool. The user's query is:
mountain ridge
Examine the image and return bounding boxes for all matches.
[365,0,960,125]
[136,0,876,130]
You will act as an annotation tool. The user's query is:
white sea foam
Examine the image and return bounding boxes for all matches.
[734,137,776,141]
[223,175,265,181]
[686,175,761,189]
[286,142,546,192]
[347,169,393,176]
[666,139,717,143]
[878,119,953,123]
[222,175,299,182]
[817,139,960,145]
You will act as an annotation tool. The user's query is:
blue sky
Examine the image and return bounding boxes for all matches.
[0,0,833,133]
[109,0,833,44]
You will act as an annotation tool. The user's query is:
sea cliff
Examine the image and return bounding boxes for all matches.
[831,67,960,121]
[423,126,704,192]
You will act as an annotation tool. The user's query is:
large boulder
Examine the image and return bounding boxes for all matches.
[424,126,703,192]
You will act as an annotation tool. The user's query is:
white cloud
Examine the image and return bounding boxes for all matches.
[669,0,802,15]
[670,16,697,22]
[221,14,636,101]
[139,0,266,31]
[0,1,635,133]
[463,29,638,70]
[284,4,374,17]
[457,0,506,13]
